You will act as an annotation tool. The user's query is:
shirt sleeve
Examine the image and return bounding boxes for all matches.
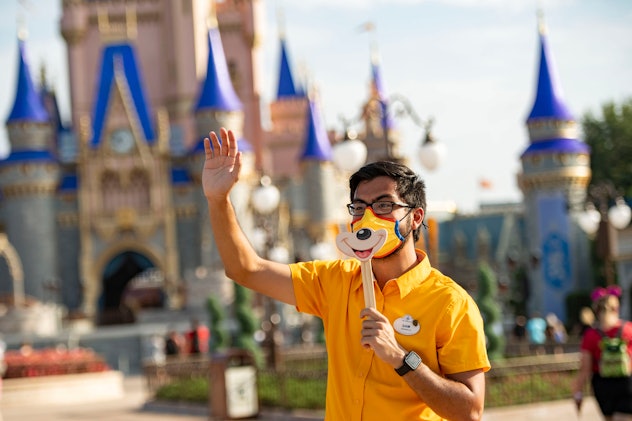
[436,291,491,375]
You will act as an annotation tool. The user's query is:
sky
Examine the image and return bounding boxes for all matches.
[1,0,631,213]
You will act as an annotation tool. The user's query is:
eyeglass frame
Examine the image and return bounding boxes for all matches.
[346,200,413,216]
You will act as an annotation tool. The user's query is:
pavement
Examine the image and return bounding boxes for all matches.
[0,375,604,421]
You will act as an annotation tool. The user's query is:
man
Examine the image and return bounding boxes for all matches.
[202,128,490,421]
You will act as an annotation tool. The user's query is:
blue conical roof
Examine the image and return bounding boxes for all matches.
[526,20,573,121]
[6,39,48,124]
[194,26,242,112]
[300,100,332,161]
[276,37,300,99]
[90,43,156,147]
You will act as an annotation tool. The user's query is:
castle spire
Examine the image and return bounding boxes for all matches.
[6,36,48,124]
[300,99,332,161]
[194,20,242,112]
[526,10,573,122]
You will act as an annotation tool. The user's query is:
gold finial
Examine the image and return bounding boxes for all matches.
[277,7,286,39]
[358,22,379,65]
[536,8,547,35]
[206,1,218,29]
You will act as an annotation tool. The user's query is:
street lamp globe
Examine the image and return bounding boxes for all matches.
[418,121,446,172]
[269,246,290,264]
[577,203,601,236]
[608,198,632,230]
[332,129,367,173]
[252,175,280,214]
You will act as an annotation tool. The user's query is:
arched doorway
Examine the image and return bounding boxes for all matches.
[98,251,161,325]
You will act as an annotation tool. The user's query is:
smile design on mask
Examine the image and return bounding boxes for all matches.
[351,208,409,258]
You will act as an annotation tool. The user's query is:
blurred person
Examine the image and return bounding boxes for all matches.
[200,128,490,420]
[526,313,547,354]
[165,329,184,357]
[572,286,632,420]
[186,318,210,355]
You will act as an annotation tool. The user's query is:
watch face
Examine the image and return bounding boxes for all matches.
[405,351,422,369]
[109,128,135,154]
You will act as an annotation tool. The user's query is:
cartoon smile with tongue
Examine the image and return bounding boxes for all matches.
[335,225,387,309]
[336,227,388,262]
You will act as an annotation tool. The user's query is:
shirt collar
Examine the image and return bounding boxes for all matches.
[352,249,432,298]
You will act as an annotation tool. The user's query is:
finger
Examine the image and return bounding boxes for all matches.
[209,131,222,155]
[360,307,382,321]
[203,137,213,159]
[233,151,243,175]
[227,129,238,157]
[219,128,230,156]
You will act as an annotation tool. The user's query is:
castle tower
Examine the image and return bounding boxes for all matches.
[60,0,214,154]
[265,27,309,178]
[291,99,337,258]
[215,0,265,169]
[189,19,255,271]
[517,12,592,320]
[360,42,405,164]
[0,36,61,302]
[76,9,180,322]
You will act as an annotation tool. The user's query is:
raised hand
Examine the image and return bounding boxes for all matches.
[202,128,242,200]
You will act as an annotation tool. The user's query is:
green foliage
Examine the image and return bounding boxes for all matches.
[233,283,263,366]
[258,373,327,410]
[153,360,580,410]
[206,295,229,352]
[582,98,632,198]
[155,377,208,402]
[476,262,505,360]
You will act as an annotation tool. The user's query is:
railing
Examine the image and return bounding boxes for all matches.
[143,345,586,409]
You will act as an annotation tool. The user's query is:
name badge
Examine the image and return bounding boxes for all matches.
[393,314,420,336]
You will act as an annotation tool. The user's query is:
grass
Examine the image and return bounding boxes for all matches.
[153,358,581,410]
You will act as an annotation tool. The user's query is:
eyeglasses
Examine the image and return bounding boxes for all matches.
[346,201,412,216]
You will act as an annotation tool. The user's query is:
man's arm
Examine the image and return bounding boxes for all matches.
[202,128,295,305]
[360,307,485,421]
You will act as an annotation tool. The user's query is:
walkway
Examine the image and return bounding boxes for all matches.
[1,375,604,421]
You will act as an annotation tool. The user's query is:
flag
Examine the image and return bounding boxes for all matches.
[357,21,375,33]
[479,178,493,190]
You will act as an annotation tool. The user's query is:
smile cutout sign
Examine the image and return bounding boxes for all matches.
[335,227,387,309]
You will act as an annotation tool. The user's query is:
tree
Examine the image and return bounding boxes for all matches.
[582,98,632,197]
[233,283,263,366]
[476,262,505,361]
[206,295,229,352]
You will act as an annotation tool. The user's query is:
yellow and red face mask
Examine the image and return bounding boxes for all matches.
[350,208,409,258]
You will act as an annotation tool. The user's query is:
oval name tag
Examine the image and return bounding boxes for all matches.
[393,314,420,336]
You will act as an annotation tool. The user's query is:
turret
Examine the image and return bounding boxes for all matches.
[266,26,309,178]
[0,35,61,302]
[299,98,336,245]
[517,11,592,321]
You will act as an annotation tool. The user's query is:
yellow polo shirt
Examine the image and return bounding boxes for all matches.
[290,250,490,421]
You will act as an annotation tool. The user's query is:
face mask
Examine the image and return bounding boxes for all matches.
[351,208,410,258]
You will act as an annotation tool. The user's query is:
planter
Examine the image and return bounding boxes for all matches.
[1,370,124,407]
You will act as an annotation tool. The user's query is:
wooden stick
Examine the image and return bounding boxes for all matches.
[361,260,376,309]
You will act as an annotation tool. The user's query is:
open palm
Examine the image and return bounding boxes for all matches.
[202,128,242,200]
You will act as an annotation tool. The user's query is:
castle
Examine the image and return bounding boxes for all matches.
[0,0,613,335]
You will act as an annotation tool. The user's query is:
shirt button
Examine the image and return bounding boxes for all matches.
[354,399,360,405]
[358,372,363,377]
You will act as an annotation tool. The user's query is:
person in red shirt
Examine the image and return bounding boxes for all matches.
[572,286,632,420]
[185,319,210,355]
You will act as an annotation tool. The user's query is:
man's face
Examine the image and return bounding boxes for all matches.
[353,176,410,221]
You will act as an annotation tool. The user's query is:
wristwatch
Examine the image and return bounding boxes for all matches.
[395,351,422,376]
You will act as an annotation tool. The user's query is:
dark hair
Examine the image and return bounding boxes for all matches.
[349,161,426,242]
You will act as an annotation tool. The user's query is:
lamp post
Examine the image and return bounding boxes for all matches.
[577,182,632,285]
[251,175,286,370]
[339,93,446,171]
